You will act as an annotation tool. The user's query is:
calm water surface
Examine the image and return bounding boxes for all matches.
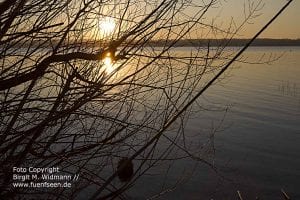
[131,46,300,199]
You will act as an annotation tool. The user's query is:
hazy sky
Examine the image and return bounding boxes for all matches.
[206,0,300,39]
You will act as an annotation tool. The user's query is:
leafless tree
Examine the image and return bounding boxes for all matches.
[0,0,293,199]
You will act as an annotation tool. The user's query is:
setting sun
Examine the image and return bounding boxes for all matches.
[99,17,116,36]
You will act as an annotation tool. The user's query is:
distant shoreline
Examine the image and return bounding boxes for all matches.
[147,38,300,47]
[7,38,300,48]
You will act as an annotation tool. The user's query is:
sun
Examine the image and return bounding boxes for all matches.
[99,17,116,36]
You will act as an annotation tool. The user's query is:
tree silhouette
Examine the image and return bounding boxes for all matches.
[0,0,293,199]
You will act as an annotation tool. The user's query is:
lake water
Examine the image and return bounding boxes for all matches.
[3,46,299,199]
[130,46,300,199]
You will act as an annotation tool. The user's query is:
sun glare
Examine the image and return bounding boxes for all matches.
[99,17,116,36]
[103,53,114,74]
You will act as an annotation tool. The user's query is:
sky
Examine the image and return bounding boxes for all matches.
[215,0,300,39]
[83,0,300,40]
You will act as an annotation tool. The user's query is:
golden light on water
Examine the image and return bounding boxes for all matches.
[98,17,117,74]
[99,17,116,36]
[103,53,114,74]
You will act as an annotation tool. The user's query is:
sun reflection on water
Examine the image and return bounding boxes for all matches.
[103,52,114,74]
